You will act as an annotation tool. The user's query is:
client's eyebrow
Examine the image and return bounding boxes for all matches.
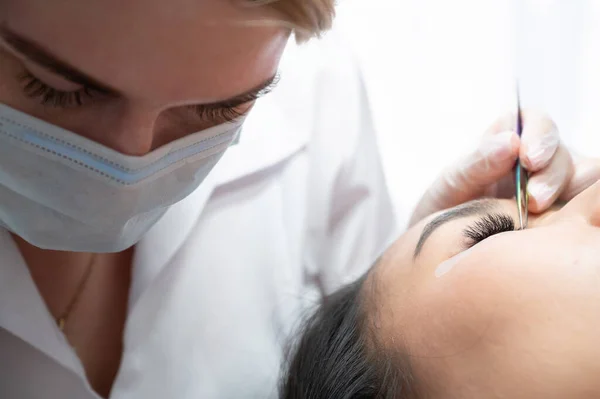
[0,26,280,109]
[413,199,497,259]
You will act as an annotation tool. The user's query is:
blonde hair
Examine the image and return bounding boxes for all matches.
[243,0,336,42]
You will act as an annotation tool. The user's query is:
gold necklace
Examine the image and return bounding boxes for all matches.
[56,254,96,331]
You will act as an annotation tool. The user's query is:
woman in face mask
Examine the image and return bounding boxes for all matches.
[0,1,590,399]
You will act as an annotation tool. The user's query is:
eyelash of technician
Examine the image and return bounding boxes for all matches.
[19,71,238,121]
[18,71,101,107]
[19,71,280,123]
[462,213,515,248]
[189,74,280,123]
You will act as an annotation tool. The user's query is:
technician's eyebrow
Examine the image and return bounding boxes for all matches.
[413,199,497,259]
[0,26,280,108]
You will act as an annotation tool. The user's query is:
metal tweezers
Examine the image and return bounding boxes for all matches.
[515,86,529,229]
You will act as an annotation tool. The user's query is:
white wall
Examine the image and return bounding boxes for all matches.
[333,0,600,226]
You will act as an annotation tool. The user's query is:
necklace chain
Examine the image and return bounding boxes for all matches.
[57,255,96,331]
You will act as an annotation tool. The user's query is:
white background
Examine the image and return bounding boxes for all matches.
[333,0,600,227]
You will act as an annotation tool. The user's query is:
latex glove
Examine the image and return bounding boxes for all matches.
[409,110,589,226]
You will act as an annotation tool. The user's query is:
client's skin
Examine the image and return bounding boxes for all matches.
[370,179,600,398]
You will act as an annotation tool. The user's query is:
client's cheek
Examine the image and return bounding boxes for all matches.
[408,230,600,397]
[394,257,502,359]
[402,237,542,357]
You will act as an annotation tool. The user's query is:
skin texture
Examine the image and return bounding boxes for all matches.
[0,1,289,397]
[371,180,600,398]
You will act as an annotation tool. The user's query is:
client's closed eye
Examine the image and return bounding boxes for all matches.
[463,213,515,249]
[414,199,514,260]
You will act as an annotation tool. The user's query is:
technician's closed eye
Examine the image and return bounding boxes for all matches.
[18,70,106,107]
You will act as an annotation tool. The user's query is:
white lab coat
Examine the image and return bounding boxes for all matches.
[0,31,397,399]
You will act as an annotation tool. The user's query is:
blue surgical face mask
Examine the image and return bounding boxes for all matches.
[0,103,242,252]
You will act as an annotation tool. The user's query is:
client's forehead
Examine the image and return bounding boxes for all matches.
[369,198,522,343]
[368,200,600,398]
[371,198,533,350]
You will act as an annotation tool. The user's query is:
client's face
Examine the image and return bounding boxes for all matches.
[371,180,600,398]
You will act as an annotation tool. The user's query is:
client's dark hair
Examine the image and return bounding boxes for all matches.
[280,273,420,398]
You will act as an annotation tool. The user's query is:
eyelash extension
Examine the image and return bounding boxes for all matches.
[18,72,99,107]
[462,213,515,248]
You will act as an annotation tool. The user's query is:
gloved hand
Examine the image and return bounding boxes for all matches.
[409,110,600,226]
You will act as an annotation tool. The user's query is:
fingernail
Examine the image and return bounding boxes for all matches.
[527,181,554,206]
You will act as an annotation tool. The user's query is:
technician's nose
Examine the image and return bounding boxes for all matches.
[102,106,158,156]
[76,102,160,156]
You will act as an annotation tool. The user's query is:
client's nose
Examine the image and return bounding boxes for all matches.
[585,179,600,227]
[527,203,563,227]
